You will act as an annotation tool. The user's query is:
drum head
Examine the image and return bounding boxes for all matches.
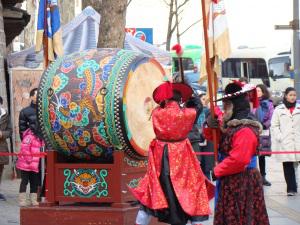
[123,59,165,157]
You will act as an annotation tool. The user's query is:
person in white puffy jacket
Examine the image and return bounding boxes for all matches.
[271,87,300,196]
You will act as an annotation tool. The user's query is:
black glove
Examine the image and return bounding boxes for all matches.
[211,170,217,181]
[206,113,219,128]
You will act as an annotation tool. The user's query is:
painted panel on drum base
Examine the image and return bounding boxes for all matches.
[63,168,108,198]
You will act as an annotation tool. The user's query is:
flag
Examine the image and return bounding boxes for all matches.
[36,0,63,62]
[199,0,231,91]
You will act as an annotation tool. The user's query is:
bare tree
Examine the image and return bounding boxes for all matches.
[165,0,175,51]
[58,0,75,25]
[127,0,133,6]
[164,0,201,51]
[24,0,35,48]
[83,0,132,8]
[82,0,128,48]
[82,0,101,11]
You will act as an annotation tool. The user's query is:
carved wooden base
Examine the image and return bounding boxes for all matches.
[20,205,166,225]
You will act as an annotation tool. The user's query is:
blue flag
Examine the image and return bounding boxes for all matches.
[36,0,63,62]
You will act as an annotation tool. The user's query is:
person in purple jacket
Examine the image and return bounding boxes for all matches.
[252,84,274,186]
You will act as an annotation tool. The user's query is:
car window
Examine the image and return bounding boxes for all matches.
[222,58,268,79]
[173,57,194,72]
[222,58,241,78]
[247,58,268,79]
[268,56,291,78]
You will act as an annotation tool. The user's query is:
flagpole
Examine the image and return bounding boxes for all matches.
[179,57,185,83]
[43,0,49,69]
[201,0,218,164]
[41,0,48,199]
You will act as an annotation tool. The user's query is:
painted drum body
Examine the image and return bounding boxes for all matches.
[37,49,166,161]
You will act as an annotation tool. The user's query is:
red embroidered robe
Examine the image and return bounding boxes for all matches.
[130,101,214,216]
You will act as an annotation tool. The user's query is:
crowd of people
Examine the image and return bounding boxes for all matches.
[131,78,299,225]
[0,78,299,225]
[182,78,300,197]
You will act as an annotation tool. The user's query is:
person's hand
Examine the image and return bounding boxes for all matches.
[0,131,2,139]
[211,170,217,181]
[206,114,219,128]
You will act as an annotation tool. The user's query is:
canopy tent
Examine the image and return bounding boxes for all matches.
[7,6,171,68]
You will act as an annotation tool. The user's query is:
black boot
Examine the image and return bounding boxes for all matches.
[262,176,271,186]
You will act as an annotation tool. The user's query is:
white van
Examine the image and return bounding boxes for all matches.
[221,48,293,93]
[268,52,293,92]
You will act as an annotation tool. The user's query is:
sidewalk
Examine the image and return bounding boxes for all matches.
[0,157,299,225]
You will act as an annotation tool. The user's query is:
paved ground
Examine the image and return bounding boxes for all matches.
[0,157,299,225]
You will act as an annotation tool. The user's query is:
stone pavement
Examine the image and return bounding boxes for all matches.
[0,157,299,225]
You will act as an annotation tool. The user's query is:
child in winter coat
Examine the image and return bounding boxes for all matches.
[17,88,44,206]
[16,129,44,206]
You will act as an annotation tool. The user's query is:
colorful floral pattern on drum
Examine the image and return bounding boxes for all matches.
[63,169,108,198]
[37,48,164,160]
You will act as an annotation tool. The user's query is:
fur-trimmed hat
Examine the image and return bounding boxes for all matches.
[216,80,259,108]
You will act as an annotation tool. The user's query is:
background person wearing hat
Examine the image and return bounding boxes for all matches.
[130,81,214,225]
[205,81,269,225]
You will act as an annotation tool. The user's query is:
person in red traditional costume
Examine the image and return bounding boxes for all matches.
[130,81,215,225]
[205,81,270,225]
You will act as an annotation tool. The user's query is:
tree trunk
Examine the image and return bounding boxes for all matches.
[82,0,127,48]
[24,0,35,48]
[0,2,7,108]
[166,0,174,51]
[82,0,101,11]
[58,0,75,25]
[98,0,127,48]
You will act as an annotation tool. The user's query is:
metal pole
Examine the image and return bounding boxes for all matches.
[41,146,45,188]
[293,0,300,96]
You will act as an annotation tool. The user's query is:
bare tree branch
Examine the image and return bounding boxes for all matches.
[179,18,202,36]
[177,0,189,10]
[178,17,183,25]
[127,0,133,6]
[177,9,184,16]
[171,11,177,16]
[162,0,171,6]
[171,22,177,34]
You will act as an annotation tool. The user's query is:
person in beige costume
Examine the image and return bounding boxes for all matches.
[271,87,300,196]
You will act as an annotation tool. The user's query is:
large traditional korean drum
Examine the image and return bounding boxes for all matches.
[37,49,167,160]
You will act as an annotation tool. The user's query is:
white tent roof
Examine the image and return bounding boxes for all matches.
[8,6,171,68]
